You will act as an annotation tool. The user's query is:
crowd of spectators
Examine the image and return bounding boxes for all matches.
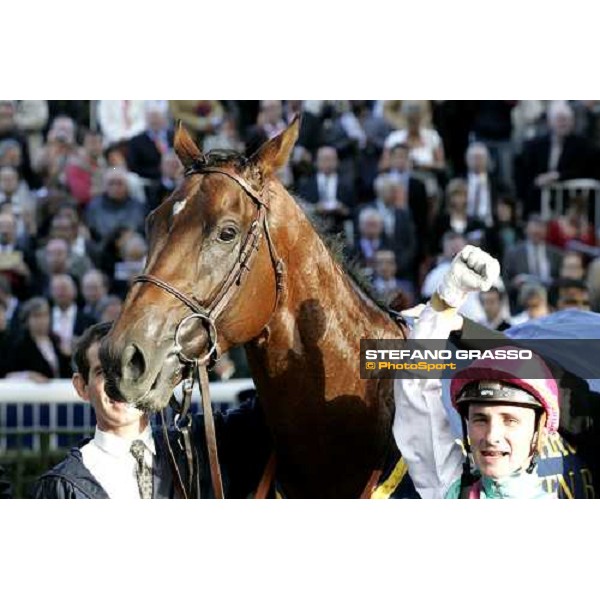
[2,99,600,382]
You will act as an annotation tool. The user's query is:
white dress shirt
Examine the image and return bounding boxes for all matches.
[317,172,339,207]
[81,425,156,499]
[36,337,59,377]
[548,136,563,171]
[52,304,77,349]
[526,242,551,283]
[467,172,492,225]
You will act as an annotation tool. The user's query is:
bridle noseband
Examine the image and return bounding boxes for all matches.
[131,162,284,500]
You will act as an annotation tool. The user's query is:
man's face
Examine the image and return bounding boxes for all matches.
[449,191,467,212]
[526,221,546,244]
[550,111,573,137]
[0,103,15,131]
[360,216,383,239]
[558,287,591,311]
[389,148,409,172]
[105,175,129,201]
[316,148,338,175]
[496,201,513,223]
[0,169,18,194]
[261,101,282,125]
[481,290,502,320]
[46,240,69,272]
[101,299,122,322]
[0,145,21,168]
[560,255,584,280]
[50,216,76,243]
[82,273,106,305]
[49,117,75,145]
[73,342,145,433]
[467,148,488,174]
[51,277,76,308]
[380,183,396,207]
[84,133,104,158]
[468,403,537,479]
[375,251,396,279]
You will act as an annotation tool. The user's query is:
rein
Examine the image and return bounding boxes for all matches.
[133,165,283,499]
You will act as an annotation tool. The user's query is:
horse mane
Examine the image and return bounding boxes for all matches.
[293,197,393,313]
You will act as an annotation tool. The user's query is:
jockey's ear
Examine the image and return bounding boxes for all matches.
[174,122,204,169]
[248,114,300,180]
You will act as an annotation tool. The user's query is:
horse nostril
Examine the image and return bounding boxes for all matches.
[123,343,146,382]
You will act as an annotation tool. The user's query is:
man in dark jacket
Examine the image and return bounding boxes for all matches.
[33,322,271,499]
[515,102,594,216]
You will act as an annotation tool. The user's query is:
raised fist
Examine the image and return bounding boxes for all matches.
[437,245,500,308]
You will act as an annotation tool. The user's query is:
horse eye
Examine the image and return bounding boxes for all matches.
[218,225,238,243]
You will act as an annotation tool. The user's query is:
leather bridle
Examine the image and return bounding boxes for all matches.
[132,161,284,499]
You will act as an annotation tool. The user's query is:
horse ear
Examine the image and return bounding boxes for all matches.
[174,122,203,169]
[248,114,301,178]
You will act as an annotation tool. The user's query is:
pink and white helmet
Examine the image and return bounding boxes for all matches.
[450,347,560,434]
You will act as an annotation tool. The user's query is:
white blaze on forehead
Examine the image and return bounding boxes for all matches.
[172,199,187,217]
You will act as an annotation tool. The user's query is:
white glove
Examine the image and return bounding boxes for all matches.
[437,245,500,308]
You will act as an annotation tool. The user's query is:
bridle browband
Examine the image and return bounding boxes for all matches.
[132,162,284,499]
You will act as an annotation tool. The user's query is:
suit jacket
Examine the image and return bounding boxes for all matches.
[516,133,593,215]
[483,223,523,264]
[32,398,272,499]
[382,172,429,255]
[127,130,175,181]
[503,241,563,288]
[5,331,71,378]
[391,209,417,278]
[296,173,356,209]
[405,176,428,257]
[362,201,417,279]
[50,305,96,341]
[351,235,393,272]
[430,214,487,255]
[146,179,177,213]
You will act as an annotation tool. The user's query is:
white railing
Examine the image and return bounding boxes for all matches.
[0,378,255,453]
[540,179,600,223]
[0,378,255,405]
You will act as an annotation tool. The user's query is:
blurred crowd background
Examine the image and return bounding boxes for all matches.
[2,99,600,382]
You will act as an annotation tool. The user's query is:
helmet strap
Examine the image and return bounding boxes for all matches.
[459,416,477,498]
[526,412,547,474]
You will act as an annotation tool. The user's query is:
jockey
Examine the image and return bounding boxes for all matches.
[393,245,560,499]
[447,350,560,498]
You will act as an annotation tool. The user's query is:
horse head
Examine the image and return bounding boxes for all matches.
[101,117,300,411]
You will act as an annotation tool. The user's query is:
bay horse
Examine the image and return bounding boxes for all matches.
[100,117,411,498]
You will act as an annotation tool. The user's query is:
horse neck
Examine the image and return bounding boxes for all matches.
[244,192,401,497]
[266,196,397,372]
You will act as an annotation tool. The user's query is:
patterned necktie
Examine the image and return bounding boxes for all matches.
[130,440,153,499]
